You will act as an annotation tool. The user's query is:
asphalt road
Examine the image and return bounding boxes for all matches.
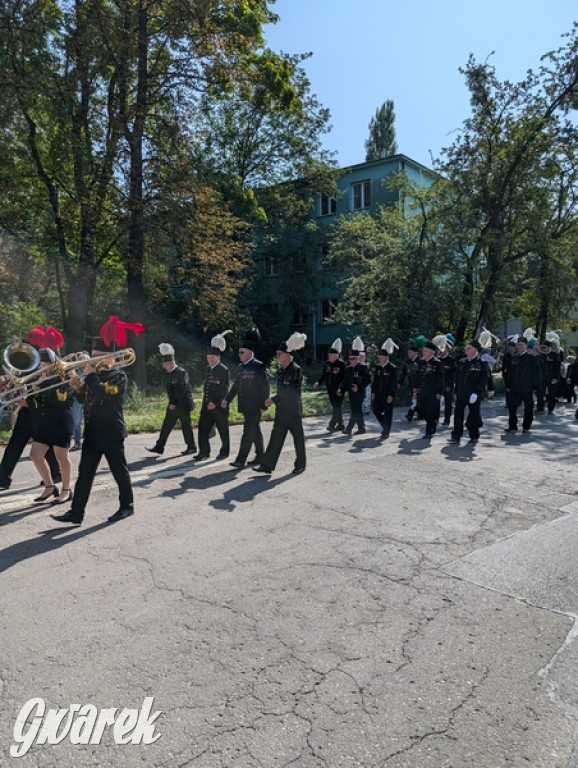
[0,398,576,767]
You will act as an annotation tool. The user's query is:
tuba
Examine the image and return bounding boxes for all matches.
[0,347,136,409]
[3,341,40,376]
[1,342,43,409]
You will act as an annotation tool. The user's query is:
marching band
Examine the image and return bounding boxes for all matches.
[1,320,577,525]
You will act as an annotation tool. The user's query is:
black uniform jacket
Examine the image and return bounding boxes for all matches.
[339,363,371,398]
[454,355,488,400]
[399,356,420,388]
[439,353,456,389]
[545,350,562,383]
[201,363,230,408]
[507,352,539,393]
[76,367,128,442]
[166,365,194,410]
[272,361,303,413]
[535,354,547,386]
[316,359,346,393]
[501,351,516,388]
[416,357,444,396]
[27,376,74,444]
[226,357,269,414]
[372,362,398,401]
[568,360,578,387]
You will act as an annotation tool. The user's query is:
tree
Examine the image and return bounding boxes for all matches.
[191,55,336,357]
[436,27,578,338]
[99,0,304,385]
[365,100,398,161]
[196,53,333,192]
[0,0,125,350]
[514,143,578,338]
[0,1,328,387]
[328,175,446,345]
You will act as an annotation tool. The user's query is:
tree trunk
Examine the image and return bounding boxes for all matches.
[534,251,549,341]
[125,0,148,390]
[455,268,474,343]
[66,264,97,351]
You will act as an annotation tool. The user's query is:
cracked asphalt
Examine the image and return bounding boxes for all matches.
[0,398,576,767]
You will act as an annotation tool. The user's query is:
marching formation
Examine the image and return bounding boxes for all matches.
[1,318,577,527]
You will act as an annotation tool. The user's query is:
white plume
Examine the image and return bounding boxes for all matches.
[331,337,343,354]
[351,336,364,353]
[210,329,232,352]
[523,327,536,341]
[546,330,560,343]
[432,334,449,351]
[382,337,399,355]
[479,327,500,348]
[158,343,175,356]
[286,332,307,353]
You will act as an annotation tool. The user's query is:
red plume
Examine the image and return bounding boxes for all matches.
[99,316,145,347]
[26,326,47,347]
[44,326,65,350]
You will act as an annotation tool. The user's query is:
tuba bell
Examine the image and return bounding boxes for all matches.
[3,341,41,375]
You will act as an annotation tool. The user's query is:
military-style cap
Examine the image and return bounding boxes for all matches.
[159,343,175,362]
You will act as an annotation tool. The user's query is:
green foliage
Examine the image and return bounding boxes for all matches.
[124,382,148,413]
[365,100,398,161]
[0,0,331,364]
[435,30,578,337]
[328,185,446,344]
[120,388,329,435]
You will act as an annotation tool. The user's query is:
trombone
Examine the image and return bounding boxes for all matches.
[0,344,136,409]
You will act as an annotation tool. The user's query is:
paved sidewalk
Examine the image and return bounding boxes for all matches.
[0,400,577,767]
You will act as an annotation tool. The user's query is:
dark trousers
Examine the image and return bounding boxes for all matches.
[327,390,344,429]
[452,398,482,440]
[373,400,393,435]
[198,406,230,457]
[155,404,196,451]
[235,410,264,465]
[261,410,306,471]
[346,393,366,433]
[0,409,59,484]
[71,436,133,518]
[508,391,534,430]
[536,383,546,411]
[546,381,558,413]
[443,387,454,423]
[417,392,440,435]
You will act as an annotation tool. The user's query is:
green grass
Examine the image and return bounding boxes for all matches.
[0,387,333,442]
[123,387,333,434]
[0,378,506,441]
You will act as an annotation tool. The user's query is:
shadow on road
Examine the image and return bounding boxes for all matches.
[0,522,111,573]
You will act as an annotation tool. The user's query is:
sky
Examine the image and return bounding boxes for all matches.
[263,0,577,169]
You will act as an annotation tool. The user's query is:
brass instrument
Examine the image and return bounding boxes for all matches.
[1,342,43,409]
[0,346,136,409]
[3,341,41,376]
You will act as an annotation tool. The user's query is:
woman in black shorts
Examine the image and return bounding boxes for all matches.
[29,349,74,504]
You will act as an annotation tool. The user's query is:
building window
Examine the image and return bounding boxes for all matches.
[352,180,371,210]
[292,249,307,274]
[321,243,336,270]
[292,305,308,327]
[319,193,337,216]
[265,254,279,276]
[322,298,339,324]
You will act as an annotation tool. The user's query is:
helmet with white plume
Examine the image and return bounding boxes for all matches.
[208,330,232,355]
[278,332,307,354]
